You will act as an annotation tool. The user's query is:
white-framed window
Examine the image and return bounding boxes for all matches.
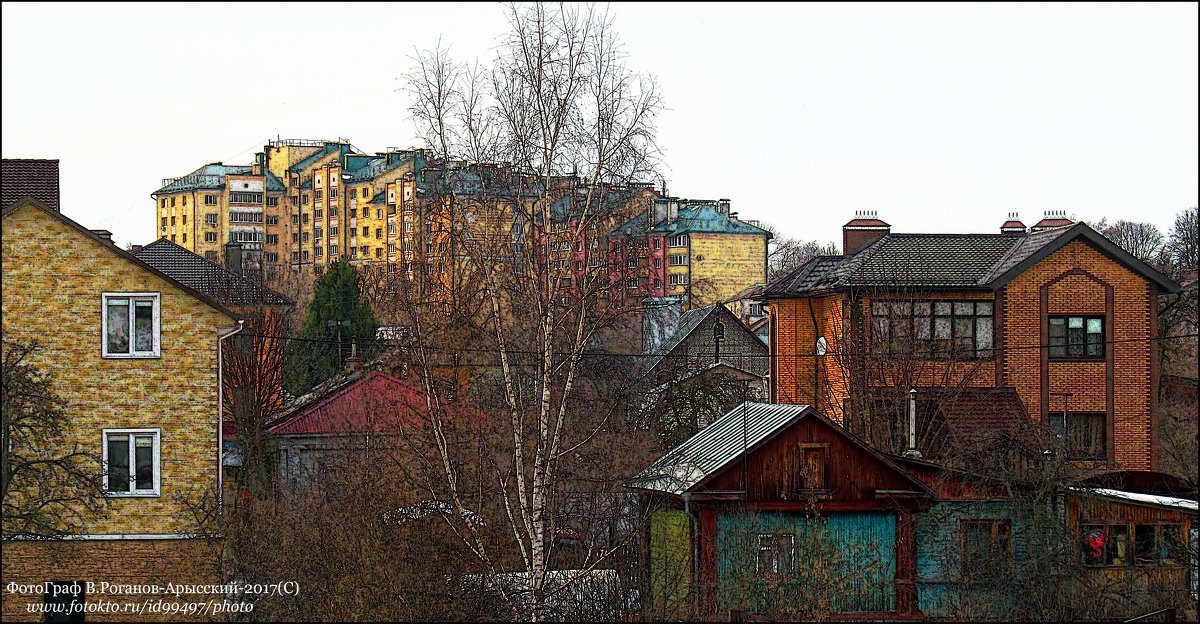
[670,234,688,248]
[102,293,160,358]
[669,273,690,286]
[205,213,218,226]
[102,428,161,496]
[669,253,689,266]
[205,232,217,243]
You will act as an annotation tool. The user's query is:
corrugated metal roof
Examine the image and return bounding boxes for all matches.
[626,402,812,495]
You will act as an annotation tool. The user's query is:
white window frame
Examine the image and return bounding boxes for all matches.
[670,234,688,248]
[101,428,162,497]
[101,293,161,358]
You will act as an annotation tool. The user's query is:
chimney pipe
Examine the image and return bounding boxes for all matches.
[903,388,922,458]
[842,210,890,256]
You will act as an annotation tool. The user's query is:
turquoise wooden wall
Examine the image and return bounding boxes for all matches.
[915,500,1030,618]
[715,510,897,615]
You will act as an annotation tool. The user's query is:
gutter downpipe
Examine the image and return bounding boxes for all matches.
[682,492,700,617]
[217,320,245,511]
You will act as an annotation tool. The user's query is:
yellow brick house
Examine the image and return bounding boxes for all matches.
[2,196,241,621]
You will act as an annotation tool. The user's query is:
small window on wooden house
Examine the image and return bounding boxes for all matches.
[799,445,827,490]
[755,533,794,581]
[961,520,1012,581]
[1134,524,1183,566]
[1082,524,1129,567]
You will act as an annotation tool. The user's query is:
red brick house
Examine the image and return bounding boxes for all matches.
[762,212,1181,471]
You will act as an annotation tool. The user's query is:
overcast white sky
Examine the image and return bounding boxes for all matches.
[3,2,1196,248]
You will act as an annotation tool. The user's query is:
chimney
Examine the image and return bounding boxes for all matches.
[252,152,263,176]
[1000,212,1027,235]
[130,244,144,253]
[225,238,243,275]
[1030,210,1073,232]
[842,211,890,256]
[650,198,670,227]
[717,199,731,215]
[729,212,739,225]
[91,229,113,243]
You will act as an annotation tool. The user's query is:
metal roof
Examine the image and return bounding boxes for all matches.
[626,401,812,495]
[649,204,770,237]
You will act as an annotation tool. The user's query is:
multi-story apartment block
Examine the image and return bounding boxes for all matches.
[762,211,1181,471]
[3,179,240,619]
[609,197,771,308]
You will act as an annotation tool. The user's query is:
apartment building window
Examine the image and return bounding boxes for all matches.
[315,190,323,200]
[329,244,338,257]
[871,300,994,360]
[362,226,370,237]
[102,293,160,358]
[670,234,688,247]
[652,238,661,250]
[330,226,338,237]
[575,241,583,252]
[962,520,1012,581]
[291,215,299,226]
[229,192,264,204]
[668,254,688,266]
[315,208,324,219]
[205,195,218,205]
[182,214,187,225]
[102,428,160,496]
[161,217,167,229]
[264,252,279,263]
[1049,412,1106,461]
[170,197,176,207]
[388,243,397,255]
[302,213,310,224]
[266,215,279,225]
[315,227,324,239]
[208,251,220,261]
[171,216,176,226]
[182,196,187,207]
[756,534,794,581]
[405,222,413,233]
[303,194,310,205]
[376,209,383,219]
[230,231,264,243]
[375,228,383,239]
[292,233,299,243]
[669,273,689,286]
[315,246,323,258]
[330,188,338,199]
[654,257,662,269]
[625,278,638,289]
[388,223,397,235]
[264,196,278,207]
[362,187,369,199]
[749,303,765,316]
[181,233,187,243]
[375,248,383,259]
[1049,316,1104,359]
[205,232,218,243]
[229,211,264,223]
[266,234,279,245]
[302,232,310,243]
[160,198,166,208]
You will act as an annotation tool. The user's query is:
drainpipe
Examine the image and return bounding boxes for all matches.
[682,492,700,617]
[903,387,922,459]
[217,320,245,510]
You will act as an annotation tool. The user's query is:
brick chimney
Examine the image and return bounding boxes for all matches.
[1030,210,1073,232]
[842,211,890,256]
[1000,212,1027,235]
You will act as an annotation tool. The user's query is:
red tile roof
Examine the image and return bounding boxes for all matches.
[269,371,431,436]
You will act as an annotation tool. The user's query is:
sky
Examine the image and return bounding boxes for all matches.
[3,2,1197,248]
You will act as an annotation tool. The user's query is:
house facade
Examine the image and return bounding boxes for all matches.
[2,196,240,620]
[762,212,1181,471]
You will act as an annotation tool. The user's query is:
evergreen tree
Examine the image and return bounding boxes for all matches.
[283,259,377,397]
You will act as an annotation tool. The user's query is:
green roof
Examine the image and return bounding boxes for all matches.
[370,190,387,205]
[264,170,285,192]
[155,164,252,195]
[649,204,769,236]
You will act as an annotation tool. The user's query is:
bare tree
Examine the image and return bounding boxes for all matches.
[1163,206,1198,275]
[1,340,101,537]
[761,222,839,283]
[1102,220,1165,264]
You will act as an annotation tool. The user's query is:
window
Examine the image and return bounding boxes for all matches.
[670,234,688,247]
[669,254,688,266]
[1082,524,1130,567]
[229,192,263,204]
[160,198,166,208]
[1049,412,1106,461]
[103,428,160,496]
[669,273,690,287]
[170,216,176,226]
[205,232,217,243]
[872,300,993,359]
[303,194,309,205]
[315,190,323,201]
[625,278,638,289]
[329,244,338,257]
[229,211,264,223]
[267,196,279,207]
[315,208,323,219]
[161,217,167,228]
[329,188,338,199]
[182,214,186,225]
[207,251,220,261]
[962,520,1012,581]
[302,213,310,224]
[388,223,397,235]
[230,231,263,243]
[755,534,794,580]
[182,196,187,207]
[181,233,187,243]
[205,194,217,205]
[170,197,176,207]
[362,207,369,219]
[266,215,279,225]
[375,248,383,258]
[102,294,159,358]
[376,209,383,219]
[264,252,279,263]
[653,257,662,269]
[1049,315,1104,358]
[362,226,370,237]
[375,228,383,239]
[302,232,310,243]
[749,303,765,316]
[266,234,279,245]
[627,257,638,268]
[1133,524,1183,566]
[653,238,661,250]
[314,246,323,258]
[362,187,369,199]
[330,226,338,237]
[315,227,323,239]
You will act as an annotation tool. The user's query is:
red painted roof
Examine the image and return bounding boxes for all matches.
[269,371,431,436]
[1000,220,1026,230]
[843,218,891,228]
[1032,217,1073,228]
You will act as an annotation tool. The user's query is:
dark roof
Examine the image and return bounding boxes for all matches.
[154,163,252,195]
[287,142,351,173]
[2,159,59,212]
[3,199,240,322]
[640,303,768,380]
[916,387,1033,446]
[764,223,1182,297]
[133,239,292,307]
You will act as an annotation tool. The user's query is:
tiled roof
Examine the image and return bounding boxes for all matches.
[269,371,428,436]
[625,402,814,494]
[764,223,1179,296]
[649,204,770,237]
[2,159,59,212]
[912,387,1034,446]
[133,238,292,307]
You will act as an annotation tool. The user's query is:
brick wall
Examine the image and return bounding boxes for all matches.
[1,539,220,622]
[689,233,766,306]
